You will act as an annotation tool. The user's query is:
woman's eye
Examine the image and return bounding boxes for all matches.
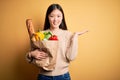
[50,16,53,17]
[49,15,54,17]
[57,15,61,17]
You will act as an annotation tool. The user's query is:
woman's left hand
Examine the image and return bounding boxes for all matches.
[74,30,88,36]
[70,30,88,41]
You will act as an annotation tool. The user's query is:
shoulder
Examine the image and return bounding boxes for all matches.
[60,30,73,41]
[61,29,73,36]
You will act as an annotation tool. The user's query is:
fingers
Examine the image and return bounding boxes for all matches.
[75,30,88,35]
[35,51,48,60]
[81,30,88,34]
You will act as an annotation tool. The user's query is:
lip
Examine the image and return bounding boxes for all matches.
[53,22,59,25]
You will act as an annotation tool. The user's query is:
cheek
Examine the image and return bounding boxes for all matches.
[48,18,53,23]
[59,18,63,23]
[60,16,63,21]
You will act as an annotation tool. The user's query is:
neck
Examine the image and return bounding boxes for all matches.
[49,27,61,35]
[50,27,59,31]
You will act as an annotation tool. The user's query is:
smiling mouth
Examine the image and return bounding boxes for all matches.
[53,22,59,25]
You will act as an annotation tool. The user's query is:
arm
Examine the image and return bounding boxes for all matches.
[26,49,48,63]
[65,33,78,61]
[66,30,88,61]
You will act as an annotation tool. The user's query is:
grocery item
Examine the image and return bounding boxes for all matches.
[26,19,58,71]
[32,31,58,41]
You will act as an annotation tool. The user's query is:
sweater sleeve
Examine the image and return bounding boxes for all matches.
[66,33,78,61]
[25,40,37,63]
[26,49,41,63]
[26,51,33,63]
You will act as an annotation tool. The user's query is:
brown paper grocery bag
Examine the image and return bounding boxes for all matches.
[31,40,58,71]
[26,19,58,71]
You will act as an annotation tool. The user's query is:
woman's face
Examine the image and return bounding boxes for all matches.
[48,9,63,29]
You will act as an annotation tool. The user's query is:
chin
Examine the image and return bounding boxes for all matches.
[52,25,60,28]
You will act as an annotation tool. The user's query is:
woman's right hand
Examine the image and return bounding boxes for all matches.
[30,49,48,60]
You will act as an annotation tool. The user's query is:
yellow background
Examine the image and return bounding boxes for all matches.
[0,0,120,80]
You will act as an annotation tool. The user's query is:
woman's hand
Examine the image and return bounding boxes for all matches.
[74,30,88,36]
[70,30,88,41]
[30,49,48,60]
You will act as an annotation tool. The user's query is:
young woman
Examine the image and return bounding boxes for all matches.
[26,4,88,80]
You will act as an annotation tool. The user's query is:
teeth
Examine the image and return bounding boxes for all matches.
[53,22,58,25]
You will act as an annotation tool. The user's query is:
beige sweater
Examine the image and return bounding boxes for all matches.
[26,29,78,76]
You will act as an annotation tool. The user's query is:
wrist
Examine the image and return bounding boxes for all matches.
[27,52,33,59]
[27,52,34,63]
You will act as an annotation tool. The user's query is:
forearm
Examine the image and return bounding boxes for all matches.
[26,51,34,63]
[66,34,78,61]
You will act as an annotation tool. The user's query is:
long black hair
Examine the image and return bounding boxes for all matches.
[43,4,68,30]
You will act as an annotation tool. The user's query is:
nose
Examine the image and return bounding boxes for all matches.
[54,17,57,21]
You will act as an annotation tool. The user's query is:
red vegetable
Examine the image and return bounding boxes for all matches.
[49,35,58,40]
